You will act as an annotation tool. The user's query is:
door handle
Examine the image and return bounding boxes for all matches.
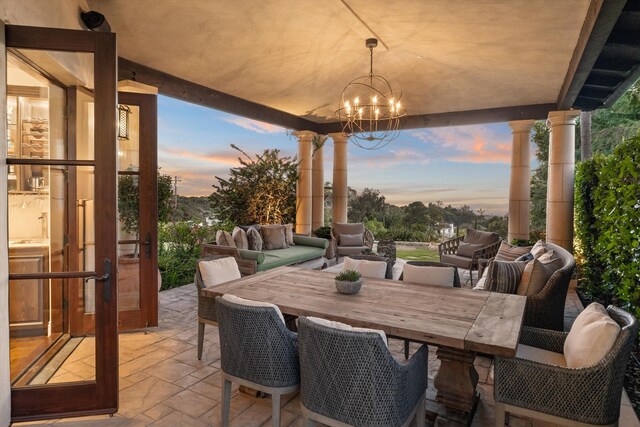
[143,232,152,259]
[84,258,112,302]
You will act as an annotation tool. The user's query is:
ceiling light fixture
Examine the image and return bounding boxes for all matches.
[337,38,406,150]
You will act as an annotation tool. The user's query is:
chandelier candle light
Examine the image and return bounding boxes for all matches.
[337,38,406,150]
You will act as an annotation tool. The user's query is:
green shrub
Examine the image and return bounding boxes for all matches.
[575,134,640,319]
[313,226,331,240]
[158,221,230,290]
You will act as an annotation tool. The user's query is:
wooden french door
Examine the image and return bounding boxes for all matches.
[5,25,119,420]
[116,91,158,331]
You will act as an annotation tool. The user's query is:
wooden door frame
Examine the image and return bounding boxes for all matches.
[117,91,158,330]
[6,25,118,421]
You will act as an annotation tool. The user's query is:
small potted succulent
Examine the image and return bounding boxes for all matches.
[334,270,363,294]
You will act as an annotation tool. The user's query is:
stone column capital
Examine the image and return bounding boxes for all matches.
[292,130,317,141]
[328,132,348,144]
[508,119,535,133]
[547,110,581,127]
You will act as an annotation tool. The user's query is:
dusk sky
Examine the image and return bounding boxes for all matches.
[158,96,526,215]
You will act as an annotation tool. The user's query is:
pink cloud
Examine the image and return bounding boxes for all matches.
[222,117,285,134]
[160,147,240,165]
[411,125,512,164]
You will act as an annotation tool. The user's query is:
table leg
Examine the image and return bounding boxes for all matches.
[426,346,479,425]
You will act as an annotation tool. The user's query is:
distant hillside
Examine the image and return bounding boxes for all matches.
[171,196,213,223]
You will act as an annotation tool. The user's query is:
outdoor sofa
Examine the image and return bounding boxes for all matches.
[202,234,328,275]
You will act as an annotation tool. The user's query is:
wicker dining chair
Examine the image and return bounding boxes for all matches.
[194,255,240,360]
[216,296,299,427]
[399,261,460,358]
[494,305,638,426]
[297,316,428,427]
[347,254,394,279]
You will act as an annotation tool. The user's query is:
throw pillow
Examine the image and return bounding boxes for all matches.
[483,259,527,294]
[246,227,263,251]
[215,230,236,248]
[222,294,285,324]
[342,257,386,279]
[306,316,388,347]
[284,223,295,246]
[457,242,484,257]
[473,268,489,290]
[495,242,532,261]
[516,254,563,296]
[530,240,548,259]
[515,252,534,262]
[198,256,241,287]
[232,227,248,250]
[464,228,500,245]
[403,264,454,286]
[340,233,364,246]
[260,225,288,250]
[563,303,620,368]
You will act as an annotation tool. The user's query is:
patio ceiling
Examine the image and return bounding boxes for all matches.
[89,0,637,131]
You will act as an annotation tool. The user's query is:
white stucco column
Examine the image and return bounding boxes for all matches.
[312,137,325,231]
[294,130,315,235]
[546,110,580,251]
[330,132,348,224]
[507,120,535,242]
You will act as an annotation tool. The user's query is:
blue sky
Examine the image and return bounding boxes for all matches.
[158,96,519,215]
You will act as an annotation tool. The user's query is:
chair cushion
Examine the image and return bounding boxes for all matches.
[495,242,532,261]
[440,254,473,269]
[530,239,548,259]
[198,257,241,287]
[343,257,386,279]
[216,230,236,247]
[564,303,620,368]
[402,264,454,286]
[232,227,248,250]
[246,227,263,251]
[517,344,566,367]
[516,252,563,296]
[222,294,285,324]
[257,246,326,271]
[464,228,500,246]
[333,223,364,244]
[457,242,484,258]
[285,223,295,246]
[336,245,368,256]
[260,225,288,250]
[483,259,527,294]
[306,316,387,347]
[339,233,364,247]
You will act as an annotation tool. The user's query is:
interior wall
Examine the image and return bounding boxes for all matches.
[0,3,89,425]
[0,19,11,427]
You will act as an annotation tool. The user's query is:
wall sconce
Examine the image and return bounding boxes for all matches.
[117,104,131,140]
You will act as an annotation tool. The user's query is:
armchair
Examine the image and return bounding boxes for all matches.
[330,222,374,258]
[494,306,638,426]
[438,228,501,285]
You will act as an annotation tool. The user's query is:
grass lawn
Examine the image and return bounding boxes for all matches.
[396,248,439,261]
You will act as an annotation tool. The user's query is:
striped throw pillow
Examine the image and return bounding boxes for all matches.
[483,259,527,294]
[494,242,532,261]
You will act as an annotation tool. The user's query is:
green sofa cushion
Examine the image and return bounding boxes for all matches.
[257,245,326,271]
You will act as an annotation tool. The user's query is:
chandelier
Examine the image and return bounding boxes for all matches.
[337,38,406,150]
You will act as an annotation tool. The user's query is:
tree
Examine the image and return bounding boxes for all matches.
[530,121,549,233]
[402,201,431,229]
[210,145,299,225]
[348,188,386,222]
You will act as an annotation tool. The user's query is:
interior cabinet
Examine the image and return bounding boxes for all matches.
[9,247,49,337]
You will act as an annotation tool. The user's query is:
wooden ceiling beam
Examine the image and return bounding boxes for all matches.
[118,57,324,133]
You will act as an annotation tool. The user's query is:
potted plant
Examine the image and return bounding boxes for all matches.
[118,167,174,295]
[334,270,362,294]
[313,225,335,259]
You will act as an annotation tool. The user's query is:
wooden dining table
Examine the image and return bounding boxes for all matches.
[203,266,527,425]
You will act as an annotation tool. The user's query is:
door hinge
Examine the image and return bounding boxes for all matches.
[63,234,69,246]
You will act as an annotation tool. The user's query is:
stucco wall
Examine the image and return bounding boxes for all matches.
[0,2,89,425]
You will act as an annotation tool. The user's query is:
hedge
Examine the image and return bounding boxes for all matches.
[574,133,640,319]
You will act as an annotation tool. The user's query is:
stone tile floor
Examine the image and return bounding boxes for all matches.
[16,264,640,427]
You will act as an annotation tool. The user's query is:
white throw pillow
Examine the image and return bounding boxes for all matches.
[563,303,620,368]
[306,316,388,347]
[199,257,241,287]
[403,264,454,286]
[473,268,488,290]
[342,258,386,279]
[232,227,248,250]
[222,294,285,324]
[530,240,548,259]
